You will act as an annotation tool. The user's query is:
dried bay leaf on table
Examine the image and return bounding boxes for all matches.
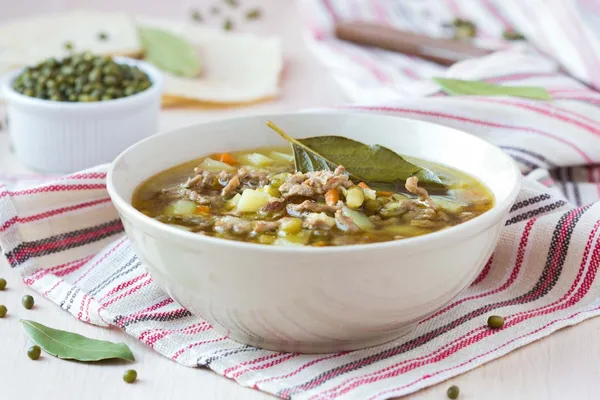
[20,320,135,362]
[137,26,202,78]
[433,77,552,100]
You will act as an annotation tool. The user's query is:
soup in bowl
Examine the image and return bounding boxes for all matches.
[107,112,521,353]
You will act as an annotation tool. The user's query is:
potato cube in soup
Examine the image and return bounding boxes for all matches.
[269,151,294,163]
[198,158,237,173]
[238,153,274,167]
[164,199,197,216]
[237,189,271,212]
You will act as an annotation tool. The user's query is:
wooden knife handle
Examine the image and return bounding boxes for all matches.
[335,22,491,65]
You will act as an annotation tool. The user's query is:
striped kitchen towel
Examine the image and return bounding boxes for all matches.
[2,1,600,399]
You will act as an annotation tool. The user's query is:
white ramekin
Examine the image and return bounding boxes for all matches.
[2,57,163,173]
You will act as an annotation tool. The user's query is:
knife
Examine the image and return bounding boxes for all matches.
[335,22,492,65]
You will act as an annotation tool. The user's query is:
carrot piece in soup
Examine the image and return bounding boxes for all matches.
[325,188,339,206]
[214,153,238,165]
[196,205,210,214]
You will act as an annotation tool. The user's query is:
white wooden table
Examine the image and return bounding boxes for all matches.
[1,1,600,399]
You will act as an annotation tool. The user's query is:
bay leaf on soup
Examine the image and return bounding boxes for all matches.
[266,121,446,191]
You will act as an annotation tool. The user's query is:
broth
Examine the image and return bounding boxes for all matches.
[133,146,494,246]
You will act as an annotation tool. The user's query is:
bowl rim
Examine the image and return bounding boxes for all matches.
[107,111,522,254]
[1,56,163,110]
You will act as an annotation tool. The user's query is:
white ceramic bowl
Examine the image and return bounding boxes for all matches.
[107,112,521,353]
[2,57,163,173]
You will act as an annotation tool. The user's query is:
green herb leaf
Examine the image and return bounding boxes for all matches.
[137,26,201,78]
[20,320,135,362]
[266,121,446,191]
[433,77,552,100]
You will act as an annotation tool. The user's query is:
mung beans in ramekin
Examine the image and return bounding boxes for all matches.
[3,54,163,173]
